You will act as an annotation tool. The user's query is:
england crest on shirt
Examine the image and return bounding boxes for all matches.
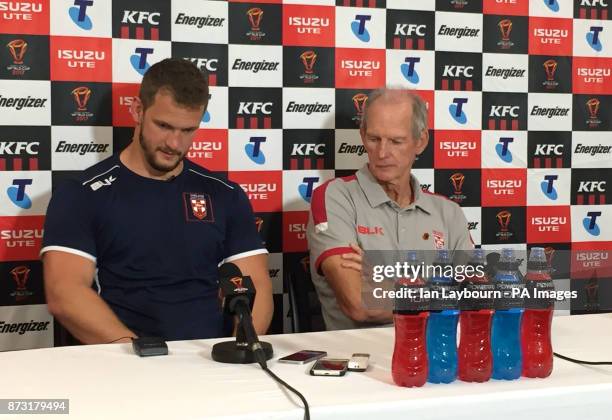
[191,195,207,219]
[183,193,214,222]
[433,230,446,250]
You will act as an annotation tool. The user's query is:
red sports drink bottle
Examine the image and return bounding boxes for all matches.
[458,249,493,382]
[392,312,429,387]
[391,251,429,387]
[521,247,554,378]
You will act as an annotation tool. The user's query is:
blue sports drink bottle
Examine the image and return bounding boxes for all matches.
[491,248,524,380]
[427,250,459,384]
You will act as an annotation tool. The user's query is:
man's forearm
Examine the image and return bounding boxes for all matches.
[362,309,393,324]
[251,291,273,335]
[48,285,135,344]
[341,301,393,324]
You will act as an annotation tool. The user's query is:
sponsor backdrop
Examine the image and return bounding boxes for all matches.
[0,0,610,349]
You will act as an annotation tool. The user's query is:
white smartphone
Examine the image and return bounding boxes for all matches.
[309,358,349,376]
[278,350,327,364]
[348,353,370,372]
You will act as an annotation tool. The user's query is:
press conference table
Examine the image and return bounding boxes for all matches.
[2,314,612,420]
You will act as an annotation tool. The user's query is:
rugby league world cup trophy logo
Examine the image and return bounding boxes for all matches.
[300,50,318,83]
[352,93,368,126]
[6,39,30,75]
[498,19,514,49]
[586,98,601,128]
[542,59,559,89]
[449,172,467,204]
[496,210,512,241]
[10,266,33,302]
[71,86,93,122]
[246,8,265,41]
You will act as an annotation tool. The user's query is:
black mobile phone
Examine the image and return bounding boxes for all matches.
[278,350,327,364]
[132,337,168,357]
[309,358,349,376]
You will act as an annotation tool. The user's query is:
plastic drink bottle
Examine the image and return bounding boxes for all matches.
[392,251,429,387]
[458,249,494,382]
[521,247,554,378]
[427,250,459,384]
[491,248,523,380]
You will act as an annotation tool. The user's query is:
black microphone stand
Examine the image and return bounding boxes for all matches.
[211,308,273,365]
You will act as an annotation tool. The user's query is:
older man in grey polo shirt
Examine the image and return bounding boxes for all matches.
[307,88,474,331]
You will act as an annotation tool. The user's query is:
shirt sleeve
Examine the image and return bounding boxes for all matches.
[41,180,97,262]
[449,204,475,251]
[307,180,358,275]
[222,185,267,263]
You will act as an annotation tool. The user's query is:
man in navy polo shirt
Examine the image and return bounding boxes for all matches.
[41,59,273,343]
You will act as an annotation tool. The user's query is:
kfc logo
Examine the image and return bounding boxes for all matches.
[577,0,608,19]
[113,1,170,41]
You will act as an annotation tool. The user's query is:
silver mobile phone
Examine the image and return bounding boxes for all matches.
[348,353,370,372]
[309,358,349,376]
[278,350,327,364]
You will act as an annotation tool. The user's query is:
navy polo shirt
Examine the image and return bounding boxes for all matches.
[42,155,267,340]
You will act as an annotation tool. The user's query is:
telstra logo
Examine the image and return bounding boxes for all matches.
[245,137,266,165]
[401,57,420,84]
[496,137,513,163]
[69,0,93,30]
[351,15,371,42]
[449,98,468,124]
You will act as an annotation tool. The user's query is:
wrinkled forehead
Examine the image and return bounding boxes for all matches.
[363,98,414,136]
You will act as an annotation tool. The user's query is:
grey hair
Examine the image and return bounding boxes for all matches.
[360,88,428,139]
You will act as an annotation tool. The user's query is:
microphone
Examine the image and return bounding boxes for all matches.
[218,263,264,361]
[212,263,273,367]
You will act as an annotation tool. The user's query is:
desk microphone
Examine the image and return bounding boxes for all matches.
[211,263,273,367]
[214,264,309,419]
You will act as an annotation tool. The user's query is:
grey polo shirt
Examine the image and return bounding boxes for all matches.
[306,165,474,330]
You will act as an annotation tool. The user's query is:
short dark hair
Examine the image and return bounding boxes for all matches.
[139,58,209,111]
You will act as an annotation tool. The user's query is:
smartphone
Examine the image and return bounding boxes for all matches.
[348,353,370,372]
[278,350,327,364]
[309,358,349,376]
